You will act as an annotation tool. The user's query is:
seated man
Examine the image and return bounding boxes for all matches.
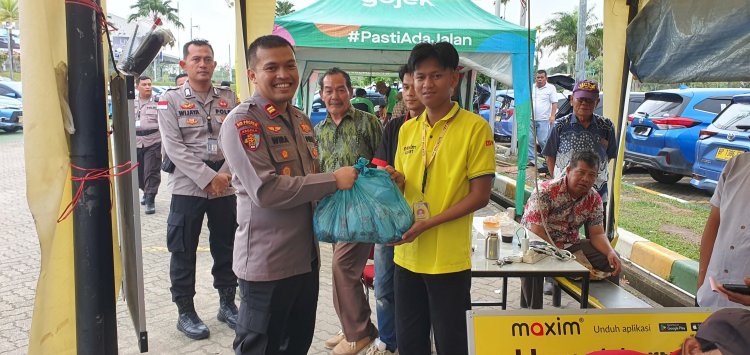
[520,150,622,309]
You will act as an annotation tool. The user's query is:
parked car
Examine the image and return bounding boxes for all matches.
[0,81,22,100]
[691,94,750,192]
[0,95,23,132]
[478,90,515,142]
[625,88,750,184]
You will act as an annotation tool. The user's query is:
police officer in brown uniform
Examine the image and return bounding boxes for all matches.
[219,35,358,355]
[158,39,239,340]
[134,75,161,214]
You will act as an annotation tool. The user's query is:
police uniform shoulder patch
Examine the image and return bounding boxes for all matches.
[157,100,169,110]
[237,119,262,151]
[264,103,279,118]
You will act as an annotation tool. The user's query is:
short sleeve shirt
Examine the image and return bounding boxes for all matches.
[394,103,496,274]
[385,88,398,113]
[533,82,557,121]
[521,176,604,248]
[697,153,750,307]
[543,113,617,199]
[314,106,383,172]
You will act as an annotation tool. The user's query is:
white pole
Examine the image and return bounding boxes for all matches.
[229,44,233,82]
[575,0,588,81]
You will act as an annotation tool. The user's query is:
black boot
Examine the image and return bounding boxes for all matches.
[175,298,210,340]
[145,194,155,215]
[217,287,238,330]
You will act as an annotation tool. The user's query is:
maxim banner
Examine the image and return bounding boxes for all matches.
[468,308,715,355]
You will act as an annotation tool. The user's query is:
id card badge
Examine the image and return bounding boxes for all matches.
[207,138,219,155]
[135,119,141,128]
[413,201,431,222]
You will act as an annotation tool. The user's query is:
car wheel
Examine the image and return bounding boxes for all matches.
[2,127,19,133]
[647,169,683,184]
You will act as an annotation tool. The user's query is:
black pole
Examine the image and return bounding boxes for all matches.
[65,1,118,354]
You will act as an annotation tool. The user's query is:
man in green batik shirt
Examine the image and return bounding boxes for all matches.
[315,67,383,354]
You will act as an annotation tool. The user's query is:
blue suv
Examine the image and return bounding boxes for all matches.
[691,94,750,192]
[625,88,750,184]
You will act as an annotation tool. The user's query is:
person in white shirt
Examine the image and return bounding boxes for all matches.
[528,70,558,167]
[697,153,750,307]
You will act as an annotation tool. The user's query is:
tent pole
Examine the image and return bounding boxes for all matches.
[66,0,118,354]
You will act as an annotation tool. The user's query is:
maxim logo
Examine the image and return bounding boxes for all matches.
[511,317,582,337]
[362,0,434,8]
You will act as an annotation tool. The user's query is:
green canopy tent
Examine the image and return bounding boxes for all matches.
[273,0,536,213]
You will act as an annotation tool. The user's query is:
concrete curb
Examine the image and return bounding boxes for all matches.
[492,171,699,296]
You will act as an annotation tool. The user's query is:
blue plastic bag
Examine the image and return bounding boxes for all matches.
[314,158,414,244]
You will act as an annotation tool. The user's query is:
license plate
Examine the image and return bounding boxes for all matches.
[634,126,651,136]
[715,147,744,161]
[17,115,22,124]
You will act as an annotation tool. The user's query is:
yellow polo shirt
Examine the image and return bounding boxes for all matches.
[394,102,496,274]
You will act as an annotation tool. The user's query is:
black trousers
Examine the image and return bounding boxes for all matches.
[233,263,319,355]
[521,239,615,309]
[394,265,471,355]
[167,194,238,302]
[136,142,162,195]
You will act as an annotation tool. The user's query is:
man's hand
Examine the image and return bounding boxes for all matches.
[390,220,431,246]
[333,166,358,190]
[206,173,231,195]
[384,165,405,192]
[715,277,750,306]
[607,251,622,276]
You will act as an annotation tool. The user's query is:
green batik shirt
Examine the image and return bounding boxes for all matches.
[315,106,383,172]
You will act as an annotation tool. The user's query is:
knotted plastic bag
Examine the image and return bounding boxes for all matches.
[314,158,413,244]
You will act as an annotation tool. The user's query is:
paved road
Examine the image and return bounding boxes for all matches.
[0,131,579,355]
[621,167,711,204]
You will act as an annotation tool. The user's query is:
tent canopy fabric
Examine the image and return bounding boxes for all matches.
[273,0,534,87]
[626,0,750,83]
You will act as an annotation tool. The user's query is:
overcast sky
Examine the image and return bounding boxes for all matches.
[106,0,602,69]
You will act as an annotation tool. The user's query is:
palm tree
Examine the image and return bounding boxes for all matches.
[0,0,17,80]
[276,1,295,16]
[537,8,599,74]
[586,25,604,59]
[128,0,184,29]
[499,0,510,19]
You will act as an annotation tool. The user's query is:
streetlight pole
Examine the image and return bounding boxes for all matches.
[190,17,199,40]
[5,22,13,81]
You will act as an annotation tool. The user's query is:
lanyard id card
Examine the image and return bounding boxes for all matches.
[135,119,141,128]
[207,138,219,155]
[413,201,431,222]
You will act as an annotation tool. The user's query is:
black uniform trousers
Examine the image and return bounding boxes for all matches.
[394,265,471,355]
[167,194,238,302]
[233,261,319,355]
[136,142,162,195]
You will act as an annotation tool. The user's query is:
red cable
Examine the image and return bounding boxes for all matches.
[57,161,139,223]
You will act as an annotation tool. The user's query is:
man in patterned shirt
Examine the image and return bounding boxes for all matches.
[520,150,621,309]
[315,67,383,355]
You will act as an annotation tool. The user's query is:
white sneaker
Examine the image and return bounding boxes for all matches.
[365,339,398,355]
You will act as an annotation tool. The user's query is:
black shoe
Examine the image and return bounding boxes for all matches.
[177,312,210,340]
[217,287,238,329]
[538,165,549,174]
[175,298,209,340]
[144,194,155,214]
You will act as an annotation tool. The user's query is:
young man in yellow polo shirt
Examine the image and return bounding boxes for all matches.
[385,42,495,354]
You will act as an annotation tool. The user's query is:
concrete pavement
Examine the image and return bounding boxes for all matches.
[0,132,579,355]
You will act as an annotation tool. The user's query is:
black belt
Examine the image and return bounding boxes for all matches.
[136,128,159,136]
[203,159,225,172]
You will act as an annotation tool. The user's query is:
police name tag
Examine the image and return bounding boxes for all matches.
[413,201,431,222]
[207,138,219,155]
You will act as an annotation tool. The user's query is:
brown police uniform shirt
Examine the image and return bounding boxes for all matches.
[219,94,337,282]
[134,96,160,148]
[158,81,238,199]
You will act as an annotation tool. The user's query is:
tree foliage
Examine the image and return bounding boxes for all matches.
[276,1,295,16]
[128,0,184,29]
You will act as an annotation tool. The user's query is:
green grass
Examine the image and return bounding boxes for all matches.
[618,184,708,260]
[0,130,22,142]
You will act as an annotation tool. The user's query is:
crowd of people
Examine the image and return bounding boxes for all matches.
[130,34,750,355]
